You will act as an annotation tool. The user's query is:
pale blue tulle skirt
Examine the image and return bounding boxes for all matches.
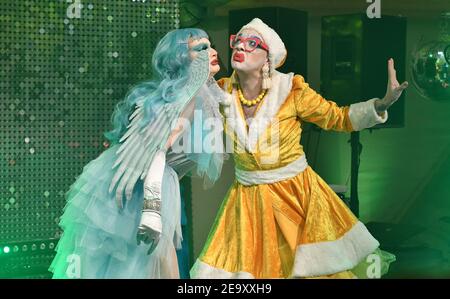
[49,144,182,278]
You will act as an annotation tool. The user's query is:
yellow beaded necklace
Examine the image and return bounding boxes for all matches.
[237,86,267,107]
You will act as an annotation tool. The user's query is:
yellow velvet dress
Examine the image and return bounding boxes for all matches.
[190,71,393,279]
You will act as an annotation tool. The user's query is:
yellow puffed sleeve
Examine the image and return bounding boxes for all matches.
[293,75,354,132]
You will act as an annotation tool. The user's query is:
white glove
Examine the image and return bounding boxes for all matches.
[137,149,166,255]
[137,209,162,255]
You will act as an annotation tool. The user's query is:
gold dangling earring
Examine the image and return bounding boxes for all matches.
[262,62,271,89]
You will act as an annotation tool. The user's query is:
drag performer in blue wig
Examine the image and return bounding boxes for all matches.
[49,28,230,278]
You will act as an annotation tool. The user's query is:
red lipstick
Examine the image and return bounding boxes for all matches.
[233,52,245,62]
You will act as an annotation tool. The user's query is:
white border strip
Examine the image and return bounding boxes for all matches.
[349,98,388,131]
[235,155,308,186]
[190,222,379,278]
[292,221,379,277]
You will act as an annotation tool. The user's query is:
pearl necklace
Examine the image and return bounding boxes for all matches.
[237,86,267,107]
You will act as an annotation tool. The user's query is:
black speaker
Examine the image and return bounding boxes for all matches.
[321,14,407,128]
[229,7,308,79]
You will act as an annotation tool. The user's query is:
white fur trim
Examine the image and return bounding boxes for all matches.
[348,98,388,131]
[292,221,380,277]
[236,155,308,186]
[248,71,293,152]
[190,221,378,278]
[240,18,287,70]
[223,107,230,117]
[222,93,232,106]
[225,71,294,153]
[190,260,255,279]
[227,88,249,151]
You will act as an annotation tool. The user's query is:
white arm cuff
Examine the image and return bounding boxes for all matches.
[140,210,162,233]
[349,98,388,131]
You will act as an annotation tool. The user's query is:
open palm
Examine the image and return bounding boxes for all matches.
[376,58,409,113]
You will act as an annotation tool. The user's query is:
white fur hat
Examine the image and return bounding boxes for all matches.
[239,18,287,71]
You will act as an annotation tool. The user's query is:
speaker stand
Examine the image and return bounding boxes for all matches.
[350,131,362,217]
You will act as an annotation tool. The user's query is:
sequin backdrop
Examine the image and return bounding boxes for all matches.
[0,0,180,276]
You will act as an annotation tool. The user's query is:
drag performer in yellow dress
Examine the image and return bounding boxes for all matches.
[191,18,408,278]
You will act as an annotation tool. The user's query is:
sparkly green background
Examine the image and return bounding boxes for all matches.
[0,0,180,277]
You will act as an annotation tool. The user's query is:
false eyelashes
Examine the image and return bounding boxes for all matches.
[191,43,210,52]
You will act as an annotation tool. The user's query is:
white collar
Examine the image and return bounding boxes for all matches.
[224,71,294,152]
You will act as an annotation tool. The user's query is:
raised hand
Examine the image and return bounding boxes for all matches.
[375,58,409,114]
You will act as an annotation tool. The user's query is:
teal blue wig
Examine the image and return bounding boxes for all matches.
[104,28,209,144]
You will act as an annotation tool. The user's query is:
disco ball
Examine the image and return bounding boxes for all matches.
[411,41,450,102]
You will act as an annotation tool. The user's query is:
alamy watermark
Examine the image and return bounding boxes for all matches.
[168,110,281,165]
[366,0,382,19]
[66,0,83,19]
[366,253,382,278]
[66,254,81,278]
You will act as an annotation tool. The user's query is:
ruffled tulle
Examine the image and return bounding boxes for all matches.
[50,144,182,278]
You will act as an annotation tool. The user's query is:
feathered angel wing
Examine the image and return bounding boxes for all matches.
[108,50,210,208]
